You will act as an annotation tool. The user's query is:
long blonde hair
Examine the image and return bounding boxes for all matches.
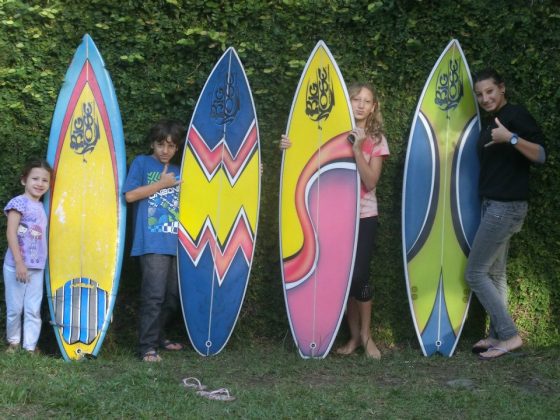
[348,82,384,143]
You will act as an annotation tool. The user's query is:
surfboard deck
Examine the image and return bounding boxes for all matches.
[178,47,260,356]
[45,34,126,361]
[402,39,481,357]
[279,41,359,359]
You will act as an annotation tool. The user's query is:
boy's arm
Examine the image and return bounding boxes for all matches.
[125,164,182,203]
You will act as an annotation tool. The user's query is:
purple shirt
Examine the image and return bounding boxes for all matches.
[4,195,48,269]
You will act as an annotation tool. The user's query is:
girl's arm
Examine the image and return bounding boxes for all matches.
[125,164,182,203]
[351,130,383,191]
[491,117,546,164]
[6,210,28,282]
[512,137,546,164]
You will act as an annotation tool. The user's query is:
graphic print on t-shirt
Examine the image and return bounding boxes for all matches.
[147,171,179,234]
[12,199,46,267]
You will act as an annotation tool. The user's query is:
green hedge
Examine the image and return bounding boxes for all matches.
[1,0,558,348]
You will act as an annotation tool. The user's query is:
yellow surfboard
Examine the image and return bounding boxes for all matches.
[45,35,126,360]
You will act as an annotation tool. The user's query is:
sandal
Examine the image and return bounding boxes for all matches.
[6,343,21,354]
[471,338,498,354]
[182,377,207,391]
[196,388,236,402]
[142,350,162,362]
[161,340,185,351]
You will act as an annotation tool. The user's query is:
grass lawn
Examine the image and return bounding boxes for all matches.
[1,338,558,418]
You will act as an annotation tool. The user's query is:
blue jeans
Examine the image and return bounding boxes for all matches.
[465,199,527,340]
[138,254,180,355]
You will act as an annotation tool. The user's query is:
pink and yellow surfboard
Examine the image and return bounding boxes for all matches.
[45,34,126,360]
[279,41,359,358]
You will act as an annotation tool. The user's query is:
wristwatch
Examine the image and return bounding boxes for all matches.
[509,133,519,146]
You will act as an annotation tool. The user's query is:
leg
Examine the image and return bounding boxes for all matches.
[357,299,381,359]
[336,297,361,354]
[22,269,44,351]
[465,200,527,343]
[158,255,180,346]
[487,240,510,339]
[4,264,24,346]
[138,254,171,356]
[337,217,380,358]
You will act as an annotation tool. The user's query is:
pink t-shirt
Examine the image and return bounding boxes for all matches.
[360,135,390,218]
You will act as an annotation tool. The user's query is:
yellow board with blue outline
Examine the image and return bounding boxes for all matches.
[46,34,126,360]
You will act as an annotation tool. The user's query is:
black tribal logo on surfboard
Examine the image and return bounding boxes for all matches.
[305,66,335,122]
[212,72,240,125]
[70,102,100,159]
[435,59,464,112]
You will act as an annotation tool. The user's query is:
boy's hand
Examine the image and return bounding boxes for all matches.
[160,164,182,187]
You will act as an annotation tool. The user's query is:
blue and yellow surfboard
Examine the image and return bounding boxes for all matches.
[178,48,260,356]
[402,39,480,356]
[45,34,126,360]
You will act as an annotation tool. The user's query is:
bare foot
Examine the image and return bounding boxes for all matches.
[472,337,499,352]
[336,339,360,355]
[478,335,523,360]
[363,338,381,360]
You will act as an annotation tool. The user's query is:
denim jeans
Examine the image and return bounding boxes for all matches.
[137,254,180,355]
[465,199,527,340]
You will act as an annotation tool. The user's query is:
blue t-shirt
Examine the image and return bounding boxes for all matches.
[123,155,180,256]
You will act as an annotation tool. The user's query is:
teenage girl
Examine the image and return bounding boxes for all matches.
[281,82,389,359]
[4,159,52,353]
[466,68,546,360]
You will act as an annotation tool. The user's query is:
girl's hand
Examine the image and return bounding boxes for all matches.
[280,134,292,150]
[15,261,29,283]
[490,118,513,144]
[350,127,366,154]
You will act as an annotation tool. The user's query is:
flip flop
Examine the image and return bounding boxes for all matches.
[182,377,207,391]
[478,347,525,361]
[160,340,185,351]
[196,388,236,402]
[471,338,497,354]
